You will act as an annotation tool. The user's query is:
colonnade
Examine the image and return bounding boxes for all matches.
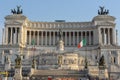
[4,27,115,46]
[5,27,20,44]
[26,23,116,46]
[27,30,94,46]
[100,28,113,45]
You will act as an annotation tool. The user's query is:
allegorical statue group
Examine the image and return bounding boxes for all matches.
[98,6,109,15]
[11,6,23,14]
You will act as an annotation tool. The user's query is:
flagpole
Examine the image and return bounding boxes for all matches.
[77,38,88,70]
[83,38,87,69]
[84,46,88,69]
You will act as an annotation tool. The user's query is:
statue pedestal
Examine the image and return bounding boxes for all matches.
[5,63,11,70]
[57,40,64,51]
[99,66,108,79]
[14,68,22,80]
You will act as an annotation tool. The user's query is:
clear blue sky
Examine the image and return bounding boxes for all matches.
[0,0,120,44]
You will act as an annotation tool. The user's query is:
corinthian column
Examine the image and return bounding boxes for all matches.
[53,31,55,46]
[33,31,36,45]
[77,31,79,44]
[112,28,116,45]
[5,27,8,44]
[73,31,75,46]
[15,28,17,44]
[37,31,39,45]
[45,31,47,46]
[29,31,31,45]
[103,28,105,45]
[69,31,71,46]
[18,28,20,44]
[108,28,110,45]
[89,31,91,45]
[41,31,43,46]
[49,31,51,46]
[85,31,87,44]
[10,27,13,44]
[81,31,83,41]
[65,31,67,46]
[16,28,18,44]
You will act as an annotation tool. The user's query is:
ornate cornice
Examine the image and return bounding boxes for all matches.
[92,15,116,21]
[27,21,94,29]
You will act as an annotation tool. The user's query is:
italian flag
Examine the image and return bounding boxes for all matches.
[77,39,86,48]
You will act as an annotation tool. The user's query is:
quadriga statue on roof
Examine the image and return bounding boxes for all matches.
[98,6,109,15]
[11,6,23,14]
